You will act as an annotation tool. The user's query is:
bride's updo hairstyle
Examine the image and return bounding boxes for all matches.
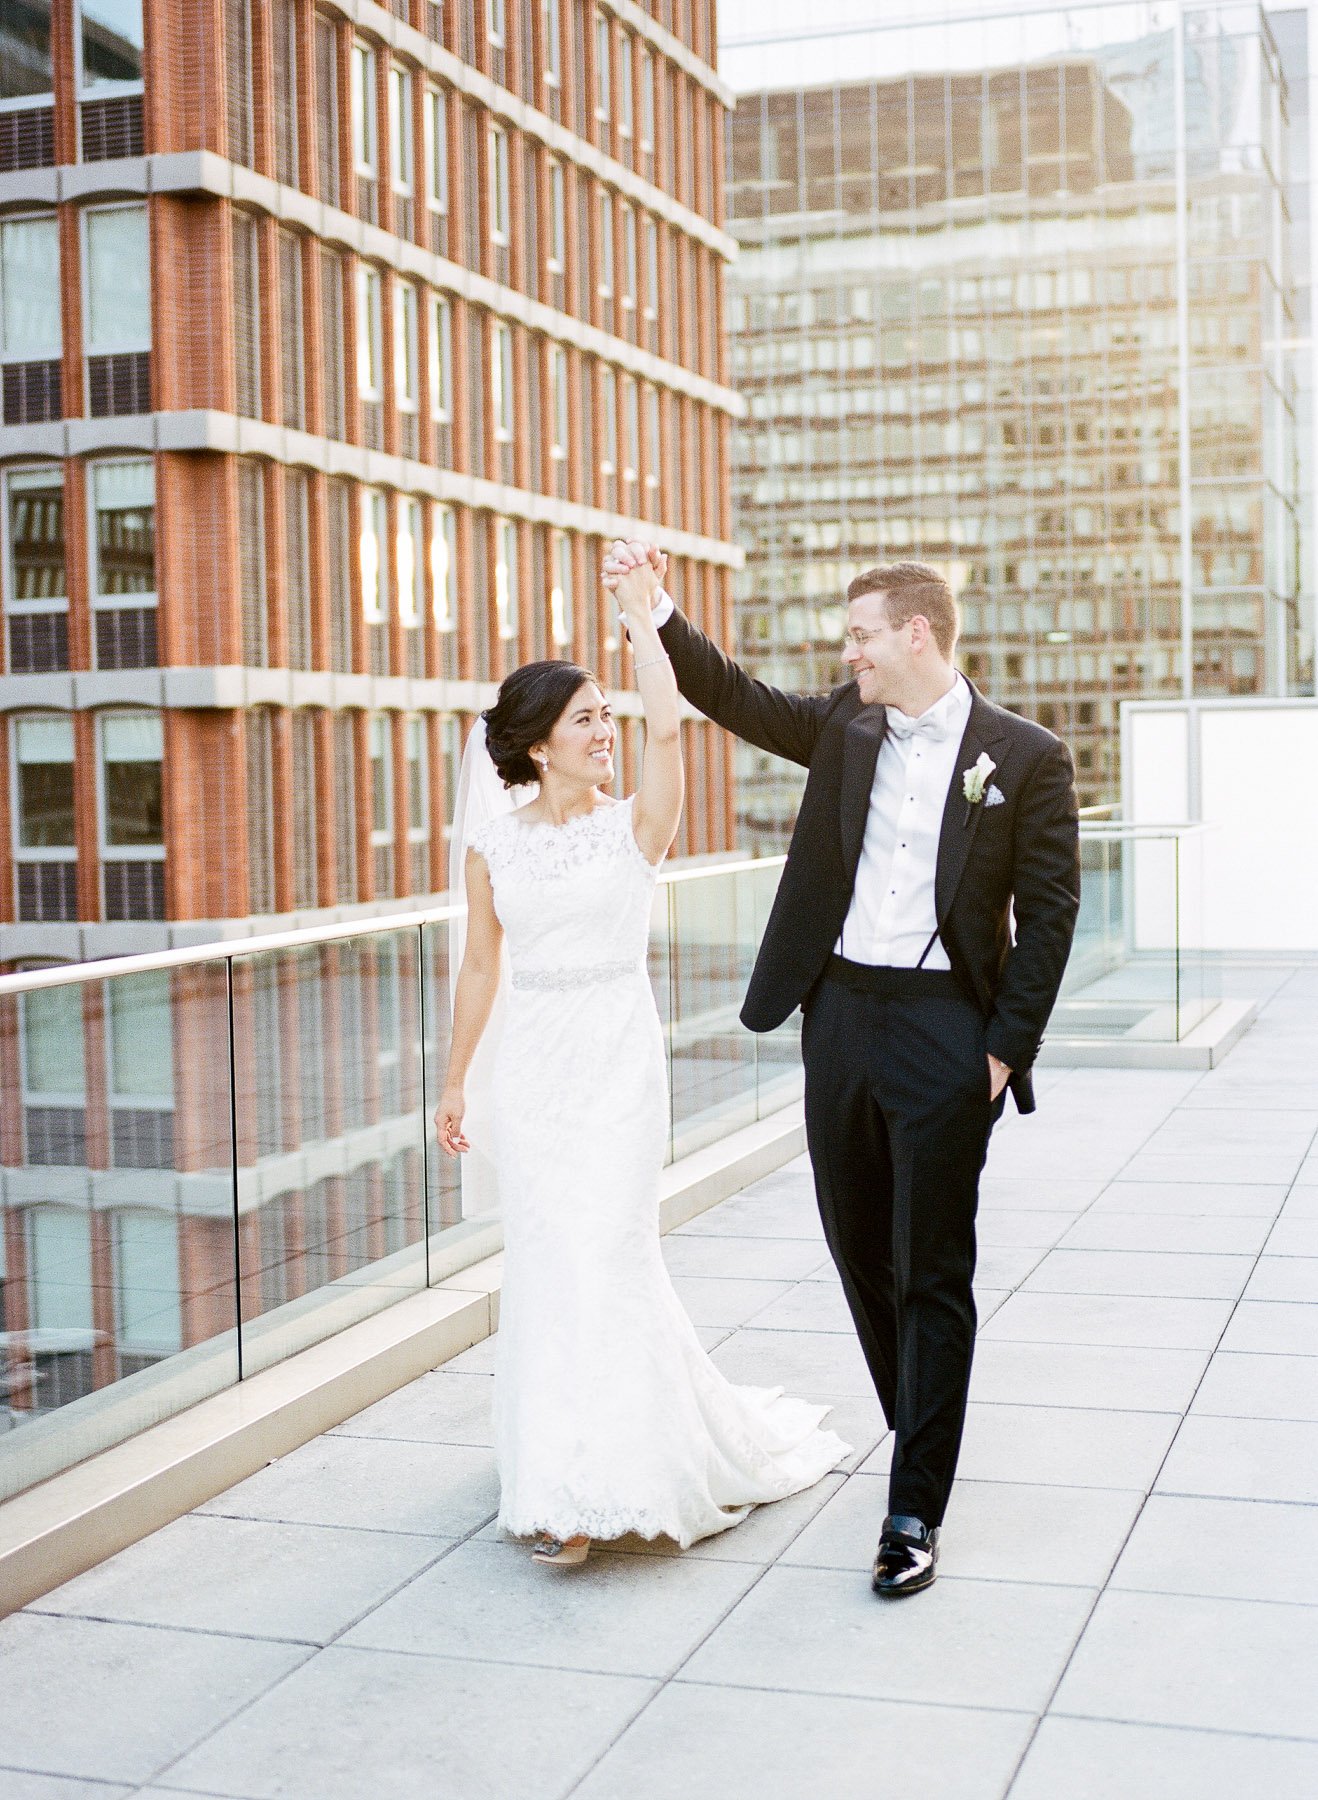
[482,660,603,788]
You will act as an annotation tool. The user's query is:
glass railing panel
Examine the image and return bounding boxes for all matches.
[230,931,428,1378]
[667,866,760,1158]
[0,963,236,1502]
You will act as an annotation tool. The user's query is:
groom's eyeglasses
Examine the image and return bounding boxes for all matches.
[843,625,888,650]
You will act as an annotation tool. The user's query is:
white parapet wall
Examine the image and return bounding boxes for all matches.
[1123,697,1318,952]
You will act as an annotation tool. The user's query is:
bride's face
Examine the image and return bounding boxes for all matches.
[540,682,615,786]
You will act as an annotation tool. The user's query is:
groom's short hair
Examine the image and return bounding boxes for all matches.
[847,562,959,658]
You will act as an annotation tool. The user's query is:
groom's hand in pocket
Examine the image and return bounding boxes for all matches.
[987,1055,1012,1102]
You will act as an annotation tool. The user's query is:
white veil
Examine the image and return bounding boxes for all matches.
[446,716,537,1218]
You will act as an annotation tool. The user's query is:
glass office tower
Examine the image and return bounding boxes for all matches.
[723,2,1310,843]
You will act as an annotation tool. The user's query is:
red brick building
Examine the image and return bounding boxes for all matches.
[0,0,740,964]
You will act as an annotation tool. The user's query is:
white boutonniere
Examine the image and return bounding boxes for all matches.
[962,752,996,807]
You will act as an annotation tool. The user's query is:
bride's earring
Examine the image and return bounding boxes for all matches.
[533,754,548,772]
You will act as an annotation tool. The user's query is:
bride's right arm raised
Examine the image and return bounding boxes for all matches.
[436,849,503,1157]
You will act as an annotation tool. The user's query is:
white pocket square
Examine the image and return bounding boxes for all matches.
[984,784,1006,807]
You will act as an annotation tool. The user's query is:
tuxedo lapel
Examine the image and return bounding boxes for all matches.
[934,692,1012,921]
[839,705,887,879]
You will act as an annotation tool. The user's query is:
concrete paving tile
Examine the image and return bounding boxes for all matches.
[808,1395,890,1471]
[340,1539,762,1678]
[198,1434,499,1538]
[971,1244,1047,1288]
[0,1615,310,1786]
[967,1340,1210,1414]
[882,1401,1180,1491]
[1155,1413,1318,1505]
[0,1778,135,1800]
[33,1513,445,1645]
[1284,1183,1318,1212]
[1180,1078,1318,1110]
[1021,1248,1253,1301]
[976,1176,1108,1209]
[1089,1180,1288,1217]
[1111,1492,1318,1606]
[160,1645,656,1800]
[1054,1588,1318,1737]
[329,1370,494,1446]
[972,1287,1012,1325]
[443,1334,499,1372]
[1219,1299,1318,1355]
[783,1469,1142,1589]
[979,1291,1233,1350]
[1117,1151,1305,1186]
[740,1280,854,1333]
[674,1191,825,1239]
[1058,1211,1272,1255]
[1011,1717,1318,1800]
[974,1209,1077,1249]
[570,1681,1034,1800]
[680,1564,1094,1712]
[1189,1349,1318,1421]
[1243,1255,1318,1303]
[660,1234,830,1281]
[1267,1216,1318,1255]
[1139,1111,1318,1153]
[667,1275,795,1328]
[710,1326,877,1399]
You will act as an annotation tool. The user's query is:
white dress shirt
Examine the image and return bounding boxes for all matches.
[835,674,972,970]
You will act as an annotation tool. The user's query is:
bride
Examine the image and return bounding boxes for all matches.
[436,543,849,1564]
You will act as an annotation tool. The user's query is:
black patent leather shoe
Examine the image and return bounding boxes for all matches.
[871,1514,940,1598]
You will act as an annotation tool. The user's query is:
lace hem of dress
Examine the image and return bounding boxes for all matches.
[498,1501,753,1546]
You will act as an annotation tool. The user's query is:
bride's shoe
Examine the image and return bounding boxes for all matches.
[532,1534,591,1565]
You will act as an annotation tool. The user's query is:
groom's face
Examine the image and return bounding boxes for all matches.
[842,591,909,705]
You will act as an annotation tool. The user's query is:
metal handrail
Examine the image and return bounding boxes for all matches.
[0,851,790,997]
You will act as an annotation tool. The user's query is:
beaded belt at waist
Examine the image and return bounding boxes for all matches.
[511,959,641,993]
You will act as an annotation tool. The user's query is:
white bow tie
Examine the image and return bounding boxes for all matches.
[885,707,953,745]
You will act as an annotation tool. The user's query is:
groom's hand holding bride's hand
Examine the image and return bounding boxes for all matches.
[602,540,667,607]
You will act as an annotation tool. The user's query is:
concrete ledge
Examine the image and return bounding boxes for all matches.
[0,1099,805,1618]
[1039,998,1259,1070]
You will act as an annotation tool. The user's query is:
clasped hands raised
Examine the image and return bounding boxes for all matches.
[602,539,668,612]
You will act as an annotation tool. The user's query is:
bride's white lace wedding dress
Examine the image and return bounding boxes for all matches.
[468,794,850,1548]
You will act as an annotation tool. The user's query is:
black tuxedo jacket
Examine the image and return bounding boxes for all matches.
[658,608,1081,1115]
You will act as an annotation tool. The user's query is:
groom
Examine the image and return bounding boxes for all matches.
[604,545,1080,1595]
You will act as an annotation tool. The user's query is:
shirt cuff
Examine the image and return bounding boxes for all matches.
[618,588,675,630]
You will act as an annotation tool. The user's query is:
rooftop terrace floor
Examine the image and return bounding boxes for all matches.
[3,962,1317,1799]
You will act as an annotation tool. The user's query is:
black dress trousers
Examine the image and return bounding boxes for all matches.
[802,964,1004,1528]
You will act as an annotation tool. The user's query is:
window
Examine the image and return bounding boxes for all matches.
[285,466,311,669]
[80,0,145,90]
[1,214,61,423]
[622,373,638,502]
[542,0,560,89]
[2,3,54,100]
[278,229,304,430]
[397,495,424,672]
[245,706,274,911]
[490,123,510,246]
[494,516,518,641]
[431,502,456,633]
[423,87,448,217]
[550,530,573,648]
[20,984,87,1166]
[368,712,394,896]
[597,189,613,301]
[99,711,164,921]
[394,278,419,454]
[599,364,617,503]
[90,460,155,670]
[333,711,358,902]
[550,344,568,464]
[621,203,636,316]
[320,245,345,437]
[428,293,451,422]
[314,9,339,205]
[404,713,429,893]
[617,30,633,139]
[645,382,660,496]
[83,204,149,354]
[639,45,653,167]
[643,214,658,326]
[356,262,383,400]
[547,158,565,272]
[115,1212,182,1359]
[492,319,513,442]
[487,0,505,48]
[105,970,174,1169]
[4,467,68,674]
[350,41,376,175]
[594,9,610,121]
[28,1208,93,1339]
[359,486,388,626]
[389,64,412,196]
[291,708,319,908]
[272,0,299,187]
[12,716,77,922]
